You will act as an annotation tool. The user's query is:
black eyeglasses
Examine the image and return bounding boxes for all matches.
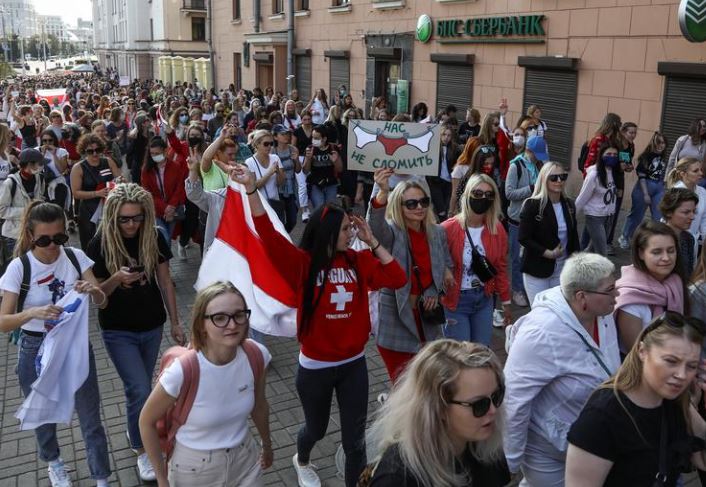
[470,189,495,200]
[84,148,100,155]
[118,214,145,224]
[33,233,69,247]
[645,311,706,336]
[548,173,569,182]
[402,197,431,210]
[448,386,505,418]
[204,310,252,328]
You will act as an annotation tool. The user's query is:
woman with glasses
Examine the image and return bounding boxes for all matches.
[86,183,181,483]
[614,221,687,353]
[367,340,510,486]
[518,163,579,307]
[368,168,453,382]
[39,129,71,205]
[0,201,111,487]
[566,312,706,486]
[454,112,501,196]
[139,281,273,486]
[442,174,511,346]
[244,129,285,223]
[450,144,497,216]
[504,252,620,487]
[70,134,121,250]
[618,132,668,248]
[232,165,406,487]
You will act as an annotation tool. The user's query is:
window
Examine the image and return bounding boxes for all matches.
[298,0,309,9]
[233,0,241,19]
[191,17,206,41]
[332,0,349,5]
[149,19,154,40]
[273,0,284,14]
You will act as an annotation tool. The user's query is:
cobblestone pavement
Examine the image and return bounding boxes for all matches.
[0,216,699,486]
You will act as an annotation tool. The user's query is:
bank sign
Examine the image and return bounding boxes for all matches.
[416,14,546,44]
[679,0,706,42]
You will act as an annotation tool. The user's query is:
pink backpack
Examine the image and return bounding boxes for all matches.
[155,339,265,460]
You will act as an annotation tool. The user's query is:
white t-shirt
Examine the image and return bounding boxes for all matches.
[461,226,485,290]
[160,344,272,450]
[246,155,283,201]
[553,202,568,258]
[451,164,470,180]
[618,303,652,352]
[0,153,11,181]
[0,247,93,332]
[46,147,69,178]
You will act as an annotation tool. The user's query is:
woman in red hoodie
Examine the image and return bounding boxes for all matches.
[140,137,188,244]
[232,165,406,487]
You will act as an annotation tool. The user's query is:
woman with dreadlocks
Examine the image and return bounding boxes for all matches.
[85,183,183,483]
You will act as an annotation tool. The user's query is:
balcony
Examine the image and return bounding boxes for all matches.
[182,0,206,12]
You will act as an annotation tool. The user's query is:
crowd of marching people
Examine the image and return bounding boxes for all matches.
[2,68,706,487]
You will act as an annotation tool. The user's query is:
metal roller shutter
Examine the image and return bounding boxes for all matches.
[330,58,350,102]
[436,64,473,113]
[660,76,706,154]
[523,69,578,168]
[295,55,311,103]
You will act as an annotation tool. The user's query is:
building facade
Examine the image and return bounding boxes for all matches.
[0,0,38,38]
[92,0,208,80]
[38,15,66,41]
[211,0,706,175]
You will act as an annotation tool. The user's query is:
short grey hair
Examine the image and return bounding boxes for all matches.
[560,252,615,298]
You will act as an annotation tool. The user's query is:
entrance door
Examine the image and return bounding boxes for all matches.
[375,61,400,115]
[257,62,274,90]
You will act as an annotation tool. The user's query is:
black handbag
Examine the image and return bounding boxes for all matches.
[409,243,446,326]
[465,227,497,283]
[651,406,668,487]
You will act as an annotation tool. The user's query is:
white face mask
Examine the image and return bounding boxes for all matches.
[512,135,526,147]
[152,154,165,163]
[311,139,322,148]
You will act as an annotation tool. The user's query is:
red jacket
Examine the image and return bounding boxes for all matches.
[141,160,188,218]
[167,131,189,167]
[253,213,407,362]
[440,217,510,310]
[582,134,607,177]
[496,129,512,181]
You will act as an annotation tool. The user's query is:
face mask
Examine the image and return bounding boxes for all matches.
[152,154,165,163]
[179,114,189,124]
[602,154,619,168]
[512,135,526,147]
[481,165,494,176]
[188,136,202,147]
[311,139,322,148]
[469,198,493,215]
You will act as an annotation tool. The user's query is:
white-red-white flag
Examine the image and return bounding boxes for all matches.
[36,89,68,108]
[195,181,298,337]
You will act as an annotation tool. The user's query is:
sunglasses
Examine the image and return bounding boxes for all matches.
[402,197,431,210]
[448,386,505,418]
[479,145,496,154]
[204,310,252,328]
[470,189,494,200]
[117,214,145,224]
[548,173,569,182]
[84,148,100,155]
[261,141,273,147]
[33,233,69,247]
[41,139,54,144]
[645,311,706,336]
[217,110,225,114]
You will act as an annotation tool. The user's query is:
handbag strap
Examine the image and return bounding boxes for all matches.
[252,156,271,200]
[464,226,482,253]
[407,240,424,292]
[655,405,668,485]
[571,328,612,377]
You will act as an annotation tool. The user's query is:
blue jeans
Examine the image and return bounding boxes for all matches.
[17,332,111,479]
[309,184,338,211]
[101,326,163,450]
[156,218,176,243]
[508,222,525,294]
[443,288,495,345]
[622,179,664,242]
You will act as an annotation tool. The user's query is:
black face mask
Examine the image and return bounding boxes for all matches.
[469,198,493,215]
[188,136,202,147]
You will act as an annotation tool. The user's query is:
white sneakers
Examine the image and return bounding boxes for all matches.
[493,309,505,328]
[512,291,529,307]
[48,458,72,487]
[177,243,188,260]
[293,453,321,487]
[618,235,630,250]
[137,453,157,482]
[301,208,310,223]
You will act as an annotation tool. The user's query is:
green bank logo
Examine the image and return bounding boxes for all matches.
[680,0,706,42]
[416,15,433,43]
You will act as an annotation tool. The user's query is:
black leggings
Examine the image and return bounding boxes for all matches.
[295,357,368,487]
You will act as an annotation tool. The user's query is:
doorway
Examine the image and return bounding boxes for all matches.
[256,62,274,91]
[375,61,400,115]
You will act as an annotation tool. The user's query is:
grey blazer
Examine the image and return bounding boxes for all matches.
[367,204,454,353]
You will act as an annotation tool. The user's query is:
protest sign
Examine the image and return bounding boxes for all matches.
[347,120,441,176]
[119,76,130,86]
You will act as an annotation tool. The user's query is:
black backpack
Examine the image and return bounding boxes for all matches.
[577,141,590,172]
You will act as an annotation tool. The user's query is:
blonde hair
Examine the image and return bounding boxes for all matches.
[666,157,701,188]
[0,124,10,155]
[385,179,436,235]
[457,174,502,235]
[251,129,273,149]
[190,281,248,351]
[529,162,568,219]
[98,183,160,280]
[369,340,505,487]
